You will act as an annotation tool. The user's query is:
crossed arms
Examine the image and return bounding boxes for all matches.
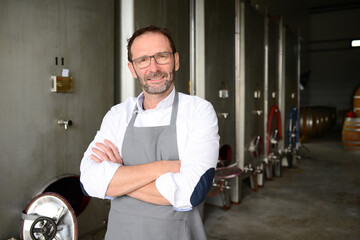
[90,140,180,205]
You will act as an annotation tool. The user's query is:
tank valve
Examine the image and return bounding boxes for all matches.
[217,112,229,119]
[57,120,73,130]
[255,166,263,174]
[252,110,263,116]
[244,164,254,173]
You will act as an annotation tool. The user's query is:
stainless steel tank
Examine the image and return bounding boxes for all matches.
[235,1,266,191]
[204,0,236,169]
[0,1,113,238]
[280,25,301,167]
[203,0,239,207]
[264,16,283,179]
[206,0,273,205]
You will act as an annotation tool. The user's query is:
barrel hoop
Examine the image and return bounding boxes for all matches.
[342,140,360,144]
[344,146,360,150]
[354,96,360,99]
[343,128,360,132]
[344,122,360,126]
[344,118,360,123]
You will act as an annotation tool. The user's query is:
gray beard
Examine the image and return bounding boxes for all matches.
[143,78,173,94]
[137,70,175,95]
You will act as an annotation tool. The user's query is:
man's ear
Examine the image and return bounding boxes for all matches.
[128,62,138,78]
[174,52,180,72]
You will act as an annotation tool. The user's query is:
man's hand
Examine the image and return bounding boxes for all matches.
[106,160,181,197]
[90,139,181,201]
[91,139,123,165]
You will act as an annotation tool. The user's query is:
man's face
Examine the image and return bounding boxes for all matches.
[128,32,180,95]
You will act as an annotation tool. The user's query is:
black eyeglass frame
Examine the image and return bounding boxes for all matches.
[131,52,175,69]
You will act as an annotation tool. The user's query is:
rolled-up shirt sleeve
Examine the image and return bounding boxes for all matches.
[155,98,219,210]
[80,109,122,199]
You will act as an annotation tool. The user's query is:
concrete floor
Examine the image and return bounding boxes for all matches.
[203,128,360,240]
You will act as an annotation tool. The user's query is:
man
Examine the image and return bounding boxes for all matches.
[80,26,219,239]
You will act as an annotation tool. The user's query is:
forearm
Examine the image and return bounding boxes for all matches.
[127,181,171,205]
[105,160,180,197]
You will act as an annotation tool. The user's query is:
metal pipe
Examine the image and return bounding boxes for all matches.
[264,11,269,158]
[235,0,245,169]
[120,0,134,101]
[189,0,205,98]
[278,18,285,151]
[189,0,195,95]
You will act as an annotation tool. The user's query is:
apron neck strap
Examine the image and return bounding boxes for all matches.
[130,90,179,126]
[170,91,179,125]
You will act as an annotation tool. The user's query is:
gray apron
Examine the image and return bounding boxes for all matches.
[105,91,207,240]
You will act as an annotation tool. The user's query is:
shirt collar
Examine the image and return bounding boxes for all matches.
[136,87,176,112]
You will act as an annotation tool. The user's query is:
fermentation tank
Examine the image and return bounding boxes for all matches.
[0,1,113,238]
[264,16,283,179]
[236,1,266,191]
[206,1,279,205]
[280,25,301,167]
[203,0,239,207]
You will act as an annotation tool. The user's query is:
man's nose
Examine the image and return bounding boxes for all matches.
[148,57,160,72]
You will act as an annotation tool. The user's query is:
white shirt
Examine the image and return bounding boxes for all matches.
[80,88,219,210]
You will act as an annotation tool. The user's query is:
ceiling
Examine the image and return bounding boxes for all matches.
[304,0,360,13]
[252,0,360,15]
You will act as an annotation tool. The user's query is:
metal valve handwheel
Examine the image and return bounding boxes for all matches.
[30,216,57,240]
[21,192,78,240]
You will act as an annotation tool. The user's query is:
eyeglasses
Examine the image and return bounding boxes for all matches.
[131,52,174,69]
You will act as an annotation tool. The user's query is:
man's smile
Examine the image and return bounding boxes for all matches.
[146,72,167,82]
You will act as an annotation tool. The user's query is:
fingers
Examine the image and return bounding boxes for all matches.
[90,154,103,163]
[91,139,123,164]
[92,145,111,162]
[104,139,123,164]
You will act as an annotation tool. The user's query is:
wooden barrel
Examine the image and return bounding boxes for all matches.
[300,106,337,140]
[342,117,360,151]
[300,107,319,138]
[315,110,325,135]
[354,86,360,117]
[317,106,336,130]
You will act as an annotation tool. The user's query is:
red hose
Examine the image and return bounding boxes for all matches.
[267,105,282,156]
[207,181,224,197]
